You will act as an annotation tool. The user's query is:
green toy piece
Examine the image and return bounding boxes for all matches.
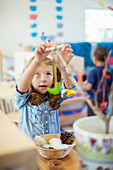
[46,44,64,95]
[47,82,61,95]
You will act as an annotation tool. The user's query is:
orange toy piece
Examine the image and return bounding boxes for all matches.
[100,102,108,112]
[77,74,83,83]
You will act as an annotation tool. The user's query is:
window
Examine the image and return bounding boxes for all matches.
[85,9,113,42]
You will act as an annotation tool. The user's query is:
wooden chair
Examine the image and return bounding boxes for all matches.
[0,97,20,127]
[0,51,20,126]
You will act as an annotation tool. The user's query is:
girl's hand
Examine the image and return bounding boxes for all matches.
[34,43,51,63]
[57,43,74,69]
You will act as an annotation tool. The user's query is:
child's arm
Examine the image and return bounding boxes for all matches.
[84,83,93,91]
[61,70,74,89]
[17,44,50,93]
[58,43,75,89]
[83,69,95,92]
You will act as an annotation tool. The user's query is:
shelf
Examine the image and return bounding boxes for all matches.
[4,69,15,78]
[3,52,14,58]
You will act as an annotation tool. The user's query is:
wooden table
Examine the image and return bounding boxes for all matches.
[37,149,80,170]
[0,111,37,169]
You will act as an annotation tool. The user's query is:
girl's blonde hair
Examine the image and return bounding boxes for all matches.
[23,56,61,110]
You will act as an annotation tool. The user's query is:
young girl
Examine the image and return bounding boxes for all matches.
[14,43,75,139]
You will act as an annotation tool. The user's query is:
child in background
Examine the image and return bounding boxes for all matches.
[14,43,75,139]
[84,47,113,116]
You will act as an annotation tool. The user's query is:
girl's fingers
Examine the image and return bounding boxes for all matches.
[61,44,73,53]
[40,44,47,52]
[65,44,73,50]
[66,48,73,53]
[35,47,42,54]
[64,43,71,49]
[38,47,43,53]
[69,53,74,57]
[35,44,48,54]
[67,54,74,59]
[43,42,53,49]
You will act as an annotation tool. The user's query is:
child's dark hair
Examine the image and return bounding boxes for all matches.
[23,56,61,110]
[94,47,107,62]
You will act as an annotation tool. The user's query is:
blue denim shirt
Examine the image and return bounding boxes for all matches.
[14,82,69,139]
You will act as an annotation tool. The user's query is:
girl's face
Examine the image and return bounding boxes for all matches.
[32,62,54,94]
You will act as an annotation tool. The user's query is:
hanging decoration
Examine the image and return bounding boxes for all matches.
[28,0,64,41]
[56,0,62,4]
[40,32,55,42]
[30,5,37,11]
[29,0,38,37]
[57,32,63,37]
[30,0,37,2]
[46,43,76,96]
[56,6,62,12]
[46,43,64,95]
[31,23,37,28]
[57,23,63,28]
[98,0,113,11]
[31,32,38,37]
[56,0,64,39]
[47,63,61,95]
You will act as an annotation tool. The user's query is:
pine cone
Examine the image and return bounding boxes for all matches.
[60,131,74,145]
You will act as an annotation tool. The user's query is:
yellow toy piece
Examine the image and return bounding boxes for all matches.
[65,89,76,97]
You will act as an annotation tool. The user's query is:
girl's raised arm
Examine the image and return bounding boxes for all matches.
[17,44,50,93]
[58,43,75,89]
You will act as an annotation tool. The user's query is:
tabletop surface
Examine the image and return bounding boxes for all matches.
[37,149,80,170]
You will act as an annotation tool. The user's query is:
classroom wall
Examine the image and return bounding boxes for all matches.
[0,0,101,53]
